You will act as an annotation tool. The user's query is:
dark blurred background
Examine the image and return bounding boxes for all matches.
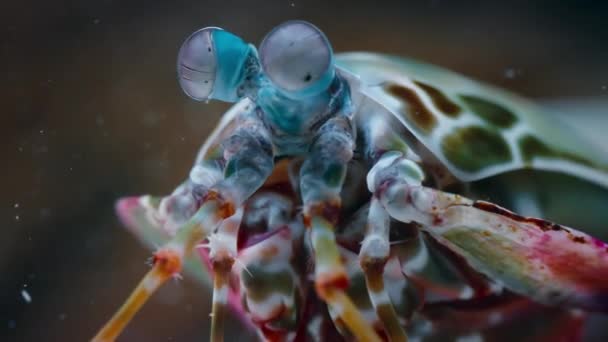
[1,0,607,341]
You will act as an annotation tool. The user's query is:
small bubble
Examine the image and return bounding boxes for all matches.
[504,67,523,80]
[290,2,295,6]
[602,85,607,91]
[21,290,32,303]
[14,203,19,209]
[15,215,20,221]
[39,129,45,134]
[96,115,105,126]
[93,18,101,25]
[7,320,16,329]
[58,313,67,321]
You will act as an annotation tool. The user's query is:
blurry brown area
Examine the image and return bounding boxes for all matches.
[1,0,607,341]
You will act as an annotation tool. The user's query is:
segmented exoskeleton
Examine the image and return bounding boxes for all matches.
[94,21,608,341]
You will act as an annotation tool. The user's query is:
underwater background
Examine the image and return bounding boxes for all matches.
[2,0,607,340]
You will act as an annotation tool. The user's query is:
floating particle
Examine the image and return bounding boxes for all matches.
[96,115,105,126]
[21,290,31,303]
[504,67,523,79]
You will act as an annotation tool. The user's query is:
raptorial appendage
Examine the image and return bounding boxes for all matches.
[368,151,608,314]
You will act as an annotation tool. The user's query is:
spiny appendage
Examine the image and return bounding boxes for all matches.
[373,161,608,313]
[92,248,182,342]
[359,198,408,342]
[93,193,233,342]
[305,201,382,342]
[210,258,233,342]
[236,225,301,341]
[203,208,241,342]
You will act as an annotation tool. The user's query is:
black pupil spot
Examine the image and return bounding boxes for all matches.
[304,73,312,82]
[208,47,211,52]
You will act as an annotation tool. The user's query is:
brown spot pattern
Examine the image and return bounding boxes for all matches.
[518,135,595,167]
[572,236,586,244]
[385,83,437,133]
[459,95,518,128]
[441,126,512,172]
[414,81,462,117]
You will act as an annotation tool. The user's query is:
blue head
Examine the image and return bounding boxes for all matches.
[177,21,336,103]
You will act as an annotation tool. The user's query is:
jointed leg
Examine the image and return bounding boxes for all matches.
[205,208,242,342]
[359,198,408,341]
[94,110,275,341]
[355,109,437,339]
[341,150,428,342]
[92,198,230,341]
[300,115,382,341]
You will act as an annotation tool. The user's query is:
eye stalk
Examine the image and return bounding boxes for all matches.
[259,21,335,100]
[177,27,254,103]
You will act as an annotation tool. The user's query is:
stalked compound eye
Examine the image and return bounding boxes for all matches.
[177,27,220,101]
[259,21,334,98]
[178,27,252,103]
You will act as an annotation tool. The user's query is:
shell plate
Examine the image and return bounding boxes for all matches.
[335,52,608,187]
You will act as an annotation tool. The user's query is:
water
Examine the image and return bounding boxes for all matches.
[2,1,607,341]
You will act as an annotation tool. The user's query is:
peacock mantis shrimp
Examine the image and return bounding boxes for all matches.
[93,21,608,341]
